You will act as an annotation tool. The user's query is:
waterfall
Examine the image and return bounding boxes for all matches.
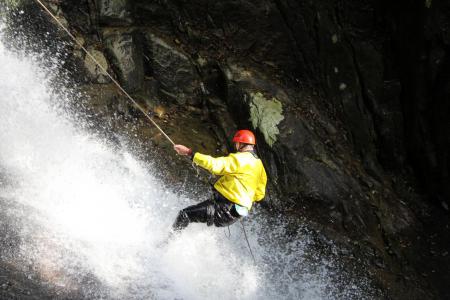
[0,23,372,300]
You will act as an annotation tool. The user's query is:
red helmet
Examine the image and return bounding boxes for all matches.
[232,130,256,145]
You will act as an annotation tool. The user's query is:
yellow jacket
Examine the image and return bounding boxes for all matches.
[193,151,267,209]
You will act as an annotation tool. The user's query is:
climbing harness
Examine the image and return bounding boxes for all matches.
[33,0,175,146]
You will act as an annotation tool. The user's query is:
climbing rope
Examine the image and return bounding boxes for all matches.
[224,225,231,239]
[240,220,257,264]
[33,0,175,146]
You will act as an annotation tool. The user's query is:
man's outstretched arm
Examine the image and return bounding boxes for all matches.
[174,144,236,176]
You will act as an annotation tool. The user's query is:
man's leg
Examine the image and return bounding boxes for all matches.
[172,199,215,231]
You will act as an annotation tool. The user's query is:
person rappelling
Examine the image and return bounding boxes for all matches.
[32,0,267,237]
[172,130,267,231]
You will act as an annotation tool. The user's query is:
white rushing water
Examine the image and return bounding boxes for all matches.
[0,23,372,299]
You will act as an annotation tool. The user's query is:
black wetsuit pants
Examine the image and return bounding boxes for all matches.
[172,192,241,231]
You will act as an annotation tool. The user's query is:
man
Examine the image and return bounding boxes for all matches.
[172,129,267,231]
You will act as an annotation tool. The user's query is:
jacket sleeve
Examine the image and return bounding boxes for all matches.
[254,167,267,201]
[193,152,237,175]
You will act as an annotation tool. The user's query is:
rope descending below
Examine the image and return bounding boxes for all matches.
[240,220,257,264]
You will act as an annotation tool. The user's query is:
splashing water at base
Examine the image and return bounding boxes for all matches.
[0,24,373,299]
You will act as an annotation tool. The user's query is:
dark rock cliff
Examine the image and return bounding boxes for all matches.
[2,0,449,298]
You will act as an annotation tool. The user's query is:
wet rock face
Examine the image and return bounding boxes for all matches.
[384,0,450,207]
[96,0,133,26]
[103,29,144,92]
[7,0,449,298]
[84,49,111,84]
[143,32,200,105]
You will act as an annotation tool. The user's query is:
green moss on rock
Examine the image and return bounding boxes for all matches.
[249,92,284,147]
